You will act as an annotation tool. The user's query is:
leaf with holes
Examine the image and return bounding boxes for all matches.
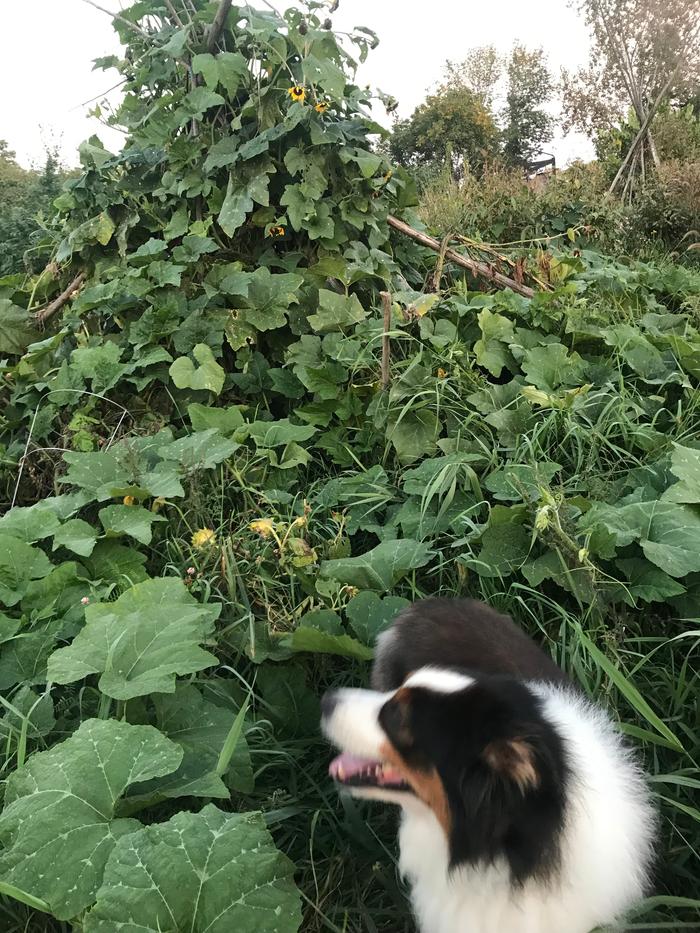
[83,805,301,933]
[0,719,182,920]
[47,578,219,699]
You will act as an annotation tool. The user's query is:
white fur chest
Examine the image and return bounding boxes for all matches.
[397,802,614,933]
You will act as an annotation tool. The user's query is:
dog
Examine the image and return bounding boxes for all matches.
[321,598,656,933]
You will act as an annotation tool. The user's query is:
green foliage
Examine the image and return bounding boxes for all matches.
[390,85,501,180]
[0,142,65,276]
[501,45,554,166]
[0,2,699,932]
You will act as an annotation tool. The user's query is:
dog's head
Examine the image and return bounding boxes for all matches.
[322,667,568,882]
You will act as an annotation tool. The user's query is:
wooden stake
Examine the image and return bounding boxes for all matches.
[35,272,86,327]
[380,291,392,389]
[387,215,535,299]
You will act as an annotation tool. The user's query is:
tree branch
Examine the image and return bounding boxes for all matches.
[386,216,536,299]
[35,273,86,327]
[81,0,150,38]
[207,0,233,52]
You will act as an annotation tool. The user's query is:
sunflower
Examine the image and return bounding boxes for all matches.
[314,100,329,113]
[287,85,306,103]
[192,528,217,549]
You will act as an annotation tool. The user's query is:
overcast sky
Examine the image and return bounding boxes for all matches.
[0,0,595,170]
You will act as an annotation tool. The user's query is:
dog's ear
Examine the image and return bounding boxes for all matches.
[378,687,415,752]
[483,737,539,791]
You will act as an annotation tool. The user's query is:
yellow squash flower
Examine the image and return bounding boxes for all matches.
[287,85,306,103]
[249,518,276,539]
[122,495,136,506]
[192,528,217,549]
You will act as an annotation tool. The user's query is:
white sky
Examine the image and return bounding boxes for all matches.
[0,0,594,170]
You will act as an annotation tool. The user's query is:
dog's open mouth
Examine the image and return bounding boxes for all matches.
[329,753,411,791]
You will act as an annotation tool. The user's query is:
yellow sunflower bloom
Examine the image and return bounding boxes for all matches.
[192,528,217,549]
[315,101,329,113]
[249,518,276,538]
[287,85,306,103]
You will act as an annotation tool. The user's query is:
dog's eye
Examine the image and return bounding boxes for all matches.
[379,695,414,750]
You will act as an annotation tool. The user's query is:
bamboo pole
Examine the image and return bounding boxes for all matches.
[387,215,535,299]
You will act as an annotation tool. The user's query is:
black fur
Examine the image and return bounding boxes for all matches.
[372,598,569,692]
[378,675,570,886]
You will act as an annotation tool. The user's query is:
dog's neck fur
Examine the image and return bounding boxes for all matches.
[395,684,655,933]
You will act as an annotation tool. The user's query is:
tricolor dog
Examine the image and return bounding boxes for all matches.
[321,598,656,933]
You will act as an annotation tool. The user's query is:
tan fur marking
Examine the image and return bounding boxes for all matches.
[379,740,452,837]
[484,738,539,791]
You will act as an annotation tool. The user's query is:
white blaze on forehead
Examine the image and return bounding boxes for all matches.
[402,667,475,693]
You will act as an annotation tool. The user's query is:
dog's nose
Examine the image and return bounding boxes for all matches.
[321,691,339,719]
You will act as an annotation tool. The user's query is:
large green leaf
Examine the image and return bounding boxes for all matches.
[603,324,681,384]
[245,418,316,447]
[0,503,61,543]
[169,343,225,394]
[282,625,373,660]
[0,619,63,690]
[464,506,531,578]
[582,501,700,577]
[0,535,53,608]
[188,402,245,435]
[0,298,40,354]
[219,166,273,237]
[241,268,303,332]
[307,289,367,333]
[52,518,99,557]
[158,428,239,470]
[521,344,587,391]
[84,805,301,933]
[663,444,700,504]
[345,591,410,645]
[98,504,165,545]
[47,578,220,699]
[0,719,182,920]
[125,686,253,802]
[320,539,433,592]
[473,309,515,377]
[387,410,440,464]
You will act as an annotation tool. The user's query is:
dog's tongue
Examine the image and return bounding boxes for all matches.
[329,753,404,785]
[329,753,375,780]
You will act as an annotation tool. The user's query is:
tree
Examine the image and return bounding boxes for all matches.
[0,142,64,276]
[501,45,554,167]
[561,0,700,192]
[389,85,501,181]
[444,46,501,109]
